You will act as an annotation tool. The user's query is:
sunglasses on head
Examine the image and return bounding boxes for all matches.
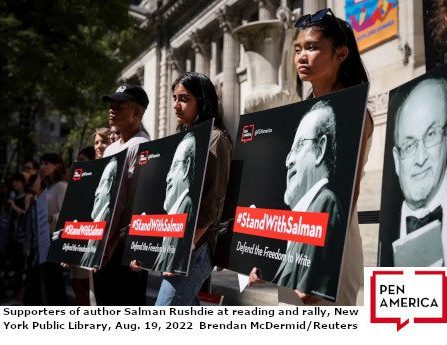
[295,8,338,28]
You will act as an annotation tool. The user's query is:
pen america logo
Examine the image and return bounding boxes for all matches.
[240,125,273,143]
[138,151,150,165]
[241,125,255,143]
[138,151,160,165]
[366,268,447,331]
[72,169,83,181]
[72,169,93,181]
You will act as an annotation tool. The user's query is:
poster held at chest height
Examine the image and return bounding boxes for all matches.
[378,64,447,267]
[227,84,369,302]
[47,150,127,269]
[122,120,213,275]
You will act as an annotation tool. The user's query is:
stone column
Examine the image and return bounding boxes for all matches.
[191,31,210,76]
[303,0,326,14]
[135,66,144,85]
[166,48,185,135]
[210,40,218,79]
[218,7,240,140]
[255,0,275,20]
[158,45,168,138]
[276,4,302,104]
[168,48,185,87]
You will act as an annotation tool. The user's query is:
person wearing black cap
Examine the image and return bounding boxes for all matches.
[101,84,150,178]
[93,84,150,305]
[102,85,149,145]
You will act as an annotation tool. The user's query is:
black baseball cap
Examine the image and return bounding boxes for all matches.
[102,85,149,108]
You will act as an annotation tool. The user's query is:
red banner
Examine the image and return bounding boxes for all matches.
[233,206,329,246]
[129,214,187,238]
[61,221,106,240]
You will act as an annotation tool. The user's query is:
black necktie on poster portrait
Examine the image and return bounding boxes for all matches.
[406,205,443,234]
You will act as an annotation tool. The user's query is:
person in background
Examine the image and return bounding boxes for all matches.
[39,153,68,305]
[93,127,111,159]
[8,173,33,219]
[22,160,40,179]
[249,8,373,306]
[21,172,43,305]
[77,146,95,162]
[4,172,33,304]
[109,125,121,144]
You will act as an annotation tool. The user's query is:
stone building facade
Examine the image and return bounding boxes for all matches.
[120,0,426,269]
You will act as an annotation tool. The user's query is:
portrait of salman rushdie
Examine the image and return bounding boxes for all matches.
[79,157,118,267]
[272,100,343,295]
[153,132,196,273]
[391,78,447,267]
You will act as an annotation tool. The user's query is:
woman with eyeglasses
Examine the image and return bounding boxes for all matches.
[109,125,121,144]
[249,8,373,306]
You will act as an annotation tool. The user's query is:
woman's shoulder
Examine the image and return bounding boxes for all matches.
[211,127,232,150]
[364,109,374,138]
[49,180,67,191]
[211,127,231,142]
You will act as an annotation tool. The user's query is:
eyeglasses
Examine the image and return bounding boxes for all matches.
[397,124,447,159]
[287,138,316,161]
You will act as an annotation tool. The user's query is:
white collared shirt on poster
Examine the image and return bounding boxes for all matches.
[93,201,110,222]
[292,177,329,212]
[168,188,189,215]
[399,171,447,265]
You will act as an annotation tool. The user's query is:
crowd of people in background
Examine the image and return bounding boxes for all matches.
[0,125,121,306]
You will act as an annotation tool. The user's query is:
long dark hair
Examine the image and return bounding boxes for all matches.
[172,72,228,134]
[297,12,368,88]
[40,153,67,187]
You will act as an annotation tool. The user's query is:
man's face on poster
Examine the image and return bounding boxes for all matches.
[284,111,319,209]
[164,140,190,212]
[393,81,447,210]
[91,161,116,219]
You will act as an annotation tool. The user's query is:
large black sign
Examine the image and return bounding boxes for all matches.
[47,150,127,268]
[122,120,213,275]
[226,84,369,302]
[379,64,447,267]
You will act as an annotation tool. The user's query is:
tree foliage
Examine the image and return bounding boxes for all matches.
[0,0,147,171]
